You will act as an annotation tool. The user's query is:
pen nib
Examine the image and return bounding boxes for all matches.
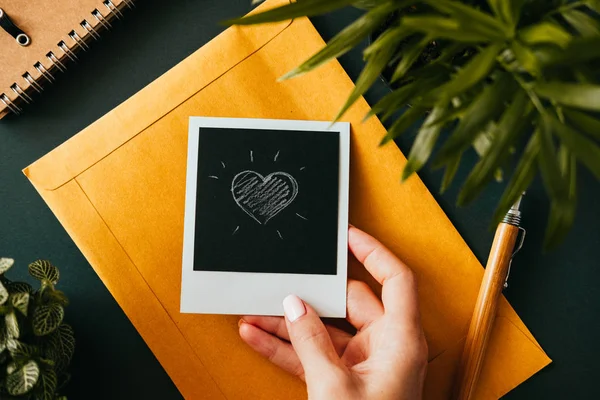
[510,193,524,213]
[503,192,525,227]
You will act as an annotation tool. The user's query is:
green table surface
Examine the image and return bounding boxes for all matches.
[1,1,599,398]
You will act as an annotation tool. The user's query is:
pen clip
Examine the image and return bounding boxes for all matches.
[504,227,526,289]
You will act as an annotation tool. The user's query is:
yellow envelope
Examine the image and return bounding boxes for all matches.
[23,0,550,398]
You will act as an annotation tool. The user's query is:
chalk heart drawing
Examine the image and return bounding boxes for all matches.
[231,170,298,225]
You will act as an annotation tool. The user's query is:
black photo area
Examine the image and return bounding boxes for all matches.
[193,126,340,275]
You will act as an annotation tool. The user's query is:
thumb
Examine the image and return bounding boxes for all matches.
[282,295,341,379]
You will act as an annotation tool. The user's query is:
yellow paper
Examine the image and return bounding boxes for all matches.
[24,0,550,398]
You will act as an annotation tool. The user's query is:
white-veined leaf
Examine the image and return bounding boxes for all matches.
[38,369,57,400]
[0,281,8,306]
[6,360,40,396]
[5,312,20,339]
[6,339,38,359]
[10,292,30,316]
[28,260,59,284]
[0,258,14,275]
[6,281,33,294]
[33,303,64,336]
[47,324,75,374]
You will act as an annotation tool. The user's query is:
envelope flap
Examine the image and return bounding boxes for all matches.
[23,0,292,190]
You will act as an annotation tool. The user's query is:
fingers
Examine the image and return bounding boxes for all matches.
[242,316,289,340]
[241,315,352,355]
[239,320,304,379]
[346,279,383,331]
[348,226,420,326]
[282,295,343,380]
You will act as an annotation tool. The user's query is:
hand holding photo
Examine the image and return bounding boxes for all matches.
[181,117,350,317]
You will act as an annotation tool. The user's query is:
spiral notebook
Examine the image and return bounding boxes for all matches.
[0,0,135,119]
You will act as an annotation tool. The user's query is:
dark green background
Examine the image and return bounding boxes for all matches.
[0,1,598,398]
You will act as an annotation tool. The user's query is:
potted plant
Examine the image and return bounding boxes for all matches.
[228,0,600,247]
[0,258,74,400]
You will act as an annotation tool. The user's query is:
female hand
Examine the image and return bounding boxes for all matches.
[238,226,428,400]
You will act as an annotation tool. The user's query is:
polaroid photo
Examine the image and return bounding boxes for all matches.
[180,117,350,317]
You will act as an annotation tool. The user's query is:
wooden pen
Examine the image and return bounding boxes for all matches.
[454,195,526,400]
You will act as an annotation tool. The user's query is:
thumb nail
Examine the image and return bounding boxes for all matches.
[283,295,306,323]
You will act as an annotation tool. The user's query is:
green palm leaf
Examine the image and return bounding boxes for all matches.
[564,109,600,141]
[391,36,432,82]
[511,40,541,76]
[422,0,511,38]
[535,82,600,112]
[458,90,532,205]
[538,115,567,201]
[519,21,572,48]
[544,146,577,248]
[547,115,600,179]
[279,1,400,80]
[365,82,419,122]
[335,26,412,120]
[441,154,462,192]
[379,105,428,145]
[224,0,357,25]
[436,43,503,102]
[538,36,600,66]
[230,0,600,247]
[492,131,540,225]
[435,72,516,164]
[562,9,600,37]
[402,104,448,180]
[488,0,525,27]
[587,0,600,13]
[401,16,496,42]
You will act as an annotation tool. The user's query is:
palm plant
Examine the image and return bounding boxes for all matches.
[228,0,600,247]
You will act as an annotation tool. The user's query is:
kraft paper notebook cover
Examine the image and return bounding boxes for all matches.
[0,0,134,118]
[23,0,551,398]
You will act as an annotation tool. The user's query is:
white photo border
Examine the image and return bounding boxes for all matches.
[181,117,350,317]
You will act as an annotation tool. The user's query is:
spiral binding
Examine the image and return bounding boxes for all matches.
[1,0,136,117]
